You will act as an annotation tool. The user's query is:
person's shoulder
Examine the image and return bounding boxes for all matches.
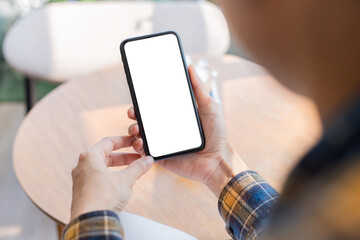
[268,155,360,239]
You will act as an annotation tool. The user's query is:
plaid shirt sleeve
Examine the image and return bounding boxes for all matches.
[62,210,124,240]
[218,171,279,240]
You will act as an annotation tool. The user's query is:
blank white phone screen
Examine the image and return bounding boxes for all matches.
[124,34,202,158]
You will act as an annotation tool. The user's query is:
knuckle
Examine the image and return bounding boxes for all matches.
[71,167,78,178]
[102,137,112,144]
[137,161,147,173]
[202,96,212,107]
[213,98,221,107]
[124,176,134,187]
[210,98,221,110]
[78,152,88,162]
[128,162,147,181]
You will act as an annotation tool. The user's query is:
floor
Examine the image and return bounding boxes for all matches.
[0,103,57,240]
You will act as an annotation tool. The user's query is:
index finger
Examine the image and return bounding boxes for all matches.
[127,106,137,120]
[90,136,134,158]
[188,65,211,108]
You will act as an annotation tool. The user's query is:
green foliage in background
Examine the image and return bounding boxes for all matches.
[0,0,62,102]
[0,65,58,102]
[0,0,182,103]
[0,0,205,103]
[0,0,140,103]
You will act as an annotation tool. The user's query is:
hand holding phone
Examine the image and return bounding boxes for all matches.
[126,60,248,197]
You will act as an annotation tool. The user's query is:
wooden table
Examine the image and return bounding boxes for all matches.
[12,55,321,239]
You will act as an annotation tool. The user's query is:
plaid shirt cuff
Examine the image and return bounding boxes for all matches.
[218,171,279,240]
[62,210,124,240]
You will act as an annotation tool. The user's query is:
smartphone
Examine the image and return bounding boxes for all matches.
[120,31,205,160]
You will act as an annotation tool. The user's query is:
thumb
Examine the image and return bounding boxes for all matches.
[188,65,212,108]
[124,156,154,184]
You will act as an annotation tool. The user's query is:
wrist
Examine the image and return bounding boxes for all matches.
[205,160,234,198]
[205,146,248,198]
[70,200,101,221]
[70,194,115,221]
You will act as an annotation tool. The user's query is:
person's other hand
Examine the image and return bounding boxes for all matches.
[70,136,154,221]
[127,65,248,197]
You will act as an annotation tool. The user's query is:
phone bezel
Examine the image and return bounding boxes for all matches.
[120,31,205,160]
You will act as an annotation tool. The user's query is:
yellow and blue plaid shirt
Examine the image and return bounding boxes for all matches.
[63,211,124,240]
[218,171,278,239]
[63,170,278,240]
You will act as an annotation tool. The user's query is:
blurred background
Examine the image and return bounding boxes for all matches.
[0,0,244,239]
[0,0,244,103]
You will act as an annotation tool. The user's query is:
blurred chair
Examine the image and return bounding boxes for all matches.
[2,1,230,112]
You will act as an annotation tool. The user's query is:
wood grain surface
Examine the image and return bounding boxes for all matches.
[12,55,322,239]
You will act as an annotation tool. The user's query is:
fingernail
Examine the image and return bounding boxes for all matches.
[143,156,154,167]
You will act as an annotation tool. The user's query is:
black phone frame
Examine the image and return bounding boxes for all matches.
[120,31,205,161]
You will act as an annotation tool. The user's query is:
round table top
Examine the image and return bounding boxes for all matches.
[13,55,321,239]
